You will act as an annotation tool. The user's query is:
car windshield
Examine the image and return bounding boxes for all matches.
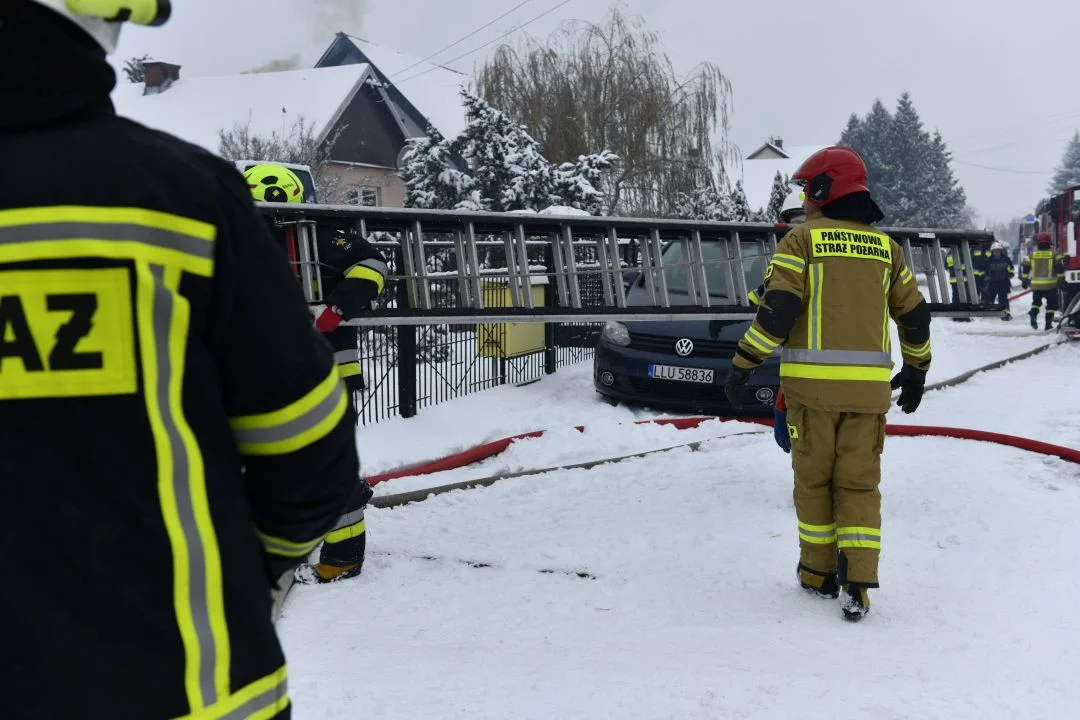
[659,240,767,298]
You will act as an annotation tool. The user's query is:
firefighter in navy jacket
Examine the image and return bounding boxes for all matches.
[245,164,389,584]
[0,2,358,717]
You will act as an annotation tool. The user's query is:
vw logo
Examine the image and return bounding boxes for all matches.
[675,338,694,357]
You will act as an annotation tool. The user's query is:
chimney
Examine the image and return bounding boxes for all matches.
[773,137,784,150]
[143,61,181,95]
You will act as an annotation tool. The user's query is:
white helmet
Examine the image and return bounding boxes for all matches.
[31,0,171,53]
[779,188,805,224]
[991,241,1005,252]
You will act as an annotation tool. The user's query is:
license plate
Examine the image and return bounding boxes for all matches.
[648,364,714,383]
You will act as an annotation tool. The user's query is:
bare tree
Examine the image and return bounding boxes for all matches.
[217,116,347,202]
[476,6,735,217]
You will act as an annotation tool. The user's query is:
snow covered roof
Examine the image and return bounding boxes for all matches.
[110,64,373,156]
[737,144,828,211]
[317,35,469,141]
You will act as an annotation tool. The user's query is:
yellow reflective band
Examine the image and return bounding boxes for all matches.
[781,363,893,382]
[325,519,366,544]
[137,263,229,710]
[344,263,386,293]
[798,521,837,544]
[770,253,806,273]
[807,263,823,349]
[748,288,761,306]
[837,526,882,550]
[229,367,349,456]
[744,326,779,354]
[256,530,324,558]
[0,206,216,277]
[810,229,892,265]
[900,339,931,358]
[882,268,891,353]
[337,361,362,378]
[900,266,914,284]
[173,665,290,720]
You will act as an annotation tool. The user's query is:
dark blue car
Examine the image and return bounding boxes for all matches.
[593,238,780,415]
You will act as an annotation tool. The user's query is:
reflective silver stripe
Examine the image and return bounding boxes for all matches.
[218,677,289,720]
[149,264,218,705]
[0,221,214,259]
[837,531,881,545]
[330,507,366,532]
[231,379,345,448]
[783,348,893,367]
[798,527,837,539]
[334,349,360,364]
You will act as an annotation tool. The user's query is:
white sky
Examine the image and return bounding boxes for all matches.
[114,0,1080,224]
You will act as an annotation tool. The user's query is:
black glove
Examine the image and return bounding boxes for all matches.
[724,365,754,409]
[890,364,927,414]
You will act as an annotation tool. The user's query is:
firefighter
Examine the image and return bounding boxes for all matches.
[1021,232,1064,330]
[245,163,389,584]
[984,241,1015,320]
[723,146,932,622]
[0,2,358,717]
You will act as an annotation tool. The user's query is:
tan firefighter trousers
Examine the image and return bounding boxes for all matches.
[785,399,886,586]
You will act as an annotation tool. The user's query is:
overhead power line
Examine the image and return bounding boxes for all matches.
[395,0,574,86]
[954,159,1045,174]
[390,0,533,79]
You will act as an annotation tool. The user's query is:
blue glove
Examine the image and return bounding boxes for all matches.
[773,409,791,453]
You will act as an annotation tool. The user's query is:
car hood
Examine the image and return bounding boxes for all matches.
[623,283,749,341]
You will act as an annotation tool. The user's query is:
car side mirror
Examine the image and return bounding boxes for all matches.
[622,269,642,290]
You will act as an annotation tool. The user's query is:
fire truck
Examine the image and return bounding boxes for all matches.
[1033,183,1080,335]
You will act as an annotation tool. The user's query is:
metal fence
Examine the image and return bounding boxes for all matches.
[343,232,626,424]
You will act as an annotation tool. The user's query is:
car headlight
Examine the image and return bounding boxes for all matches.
[601,321,631,346]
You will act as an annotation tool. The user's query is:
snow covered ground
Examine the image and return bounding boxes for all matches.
[279,289,1080,719]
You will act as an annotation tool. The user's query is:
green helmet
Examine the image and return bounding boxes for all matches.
[243,163,304,204]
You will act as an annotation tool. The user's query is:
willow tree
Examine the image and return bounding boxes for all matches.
[476,7,734,217]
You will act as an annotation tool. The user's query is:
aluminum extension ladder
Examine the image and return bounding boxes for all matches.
[261,204,994,326]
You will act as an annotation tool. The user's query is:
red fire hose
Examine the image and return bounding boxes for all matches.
[1009,288,1032,301]
[367,416,1080,487]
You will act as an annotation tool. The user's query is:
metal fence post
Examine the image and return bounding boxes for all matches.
[544,244,557,375]
[395,246,418,418]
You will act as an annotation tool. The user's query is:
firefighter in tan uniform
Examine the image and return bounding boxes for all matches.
[724,146,932,622]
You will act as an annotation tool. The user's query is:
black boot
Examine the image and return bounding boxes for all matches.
[797,563,839,599]
[1046,312,1055,331]
[840,583,871,622]
[1030,309,1039,329]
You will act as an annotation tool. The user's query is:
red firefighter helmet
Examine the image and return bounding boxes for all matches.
[1036,232,1052,247]
[791,146,870,205]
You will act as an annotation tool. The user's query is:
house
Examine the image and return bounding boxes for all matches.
[314,33,469,143]
[111,38,473,208]
[738,138,828,212]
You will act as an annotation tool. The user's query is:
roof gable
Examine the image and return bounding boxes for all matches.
[110,64,373,157]
[738,144,828,210]
[746,142,789,160]
[316,34,468,141]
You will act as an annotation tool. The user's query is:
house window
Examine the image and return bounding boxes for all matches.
[347,185,379,206]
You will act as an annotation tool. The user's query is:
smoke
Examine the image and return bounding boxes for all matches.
[308,0,367,43]
[242,55,303,75]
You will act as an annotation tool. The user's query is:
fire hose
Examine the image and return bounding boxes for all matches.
[366,342,1074,508]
